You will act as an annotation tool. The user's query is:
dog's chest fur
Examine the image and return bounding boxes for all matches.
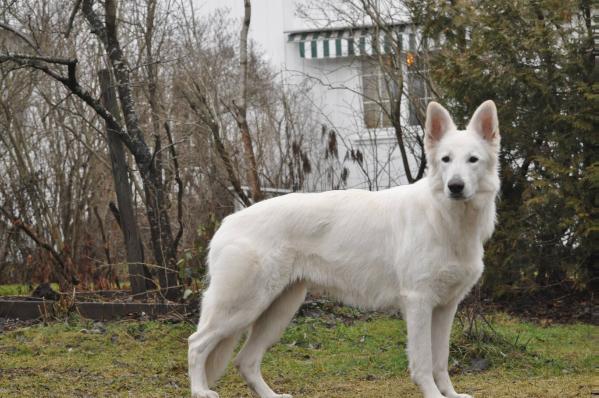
[422,199,492,304]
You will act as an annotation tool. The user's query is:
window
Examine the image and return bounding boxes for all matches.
[361,58,398,129]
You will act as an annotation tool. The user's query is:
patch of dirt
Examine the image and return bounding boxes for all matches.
[297,294,399,325]
[0,317,40,332]
[298,289,597,327]
[488,287,596,325]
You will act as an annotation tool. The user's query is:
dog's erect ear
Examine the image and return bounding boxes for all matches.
[467,100,500,145]
[425,102,456,146]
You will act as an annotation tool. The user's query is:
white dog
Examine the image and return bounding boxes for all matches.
[188,100,501,398]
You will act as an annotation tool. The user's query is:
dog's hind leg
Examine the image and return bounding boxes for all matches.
[189,246,276,398]
[235,281,307,398]
[188,326,225,398]
[432,301,472,398]
[189,295,263,398]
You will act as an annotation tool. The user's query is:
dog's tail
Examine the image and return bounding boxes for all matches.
[205,331,242,387]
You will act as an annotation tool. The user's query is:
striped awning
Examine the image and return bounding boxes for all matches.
[288,26,405,59]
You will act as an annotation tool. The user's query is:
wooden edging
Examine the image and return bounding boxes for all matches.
[0,299,189,321]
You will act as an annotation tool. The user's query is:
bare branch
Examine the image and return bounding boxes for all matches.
[0,205,78,286]
[0,22,40,54]
[182,85,252,207]
[93,205,120,288]
[65,0,83,38]
[0,52,75,65]
[0,52,131,149]
[164,121,184,253]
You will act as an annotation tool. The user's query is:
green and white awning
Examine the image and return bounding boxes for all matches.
[288,26,406,59]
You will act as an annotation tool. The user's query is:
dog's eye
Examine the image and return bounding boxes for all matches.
[441,156,450,163]
[468,156,479,163]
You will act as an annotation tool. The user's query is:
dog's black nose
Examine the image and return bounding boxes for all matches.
[448,180,464,194]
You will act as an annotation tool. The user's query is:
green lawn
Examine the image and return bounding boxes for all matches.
[0,313,595,397]
[0,283,33,296]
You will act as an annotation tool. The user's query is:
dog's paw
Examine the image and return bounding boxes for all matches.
[191,390,219,398]
[272,395,292,398]
[448,394,472,398]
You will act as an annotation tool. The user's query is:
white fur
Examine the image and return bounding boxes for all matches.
[188,101,501,398]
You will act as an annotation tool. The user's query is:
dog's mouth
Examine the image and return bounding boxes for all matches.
[448,192,468,200]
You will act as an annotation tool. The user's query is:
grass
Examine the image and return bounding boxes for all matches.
[0,283,34,296]
[0,313,595,397]
[0,283,65,296]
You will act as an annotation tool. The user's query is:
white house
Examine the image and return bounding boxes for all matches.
[201,0,429,191]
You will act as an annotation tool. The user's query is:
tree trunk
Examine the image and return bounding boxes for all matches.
[98,69,152,297]
[234,0,263,203]
[140,165,180,300]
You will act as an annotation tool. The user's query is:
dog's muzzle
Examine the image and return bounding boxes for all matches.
[448,177,465,199]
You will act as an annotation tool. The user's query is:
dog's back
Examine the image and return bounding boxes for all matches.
[207,181,434,308]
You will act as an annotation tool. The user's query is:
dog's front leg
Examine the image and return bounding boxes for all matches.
[432,302,472,398]
[405,296,445,398]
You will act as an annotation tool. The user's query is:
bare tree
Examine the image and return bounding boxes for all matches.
[231,0,262,202]
[0,0,183,299]
[0,0,326,291]
[176,5,320,208]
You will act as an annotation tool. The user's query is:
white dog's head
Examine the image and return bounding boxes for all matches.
[425,100,501,201]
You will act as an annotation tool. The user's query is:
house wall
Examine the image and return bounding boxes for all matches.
[201,0,422,191]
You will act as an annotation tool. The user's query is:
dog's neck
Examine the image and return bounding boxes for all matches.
[430,190,498,247]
